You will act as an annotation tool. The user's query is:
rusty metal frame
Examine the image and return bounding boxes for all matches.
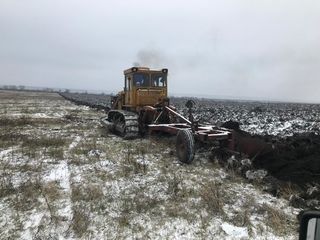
[148,105,234,149]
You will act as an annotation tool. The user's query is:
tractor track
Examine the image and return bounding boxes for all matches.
[107,110,140,139]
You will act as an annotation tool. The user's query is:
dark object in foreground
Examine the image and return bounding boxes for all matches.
[299,210,320,240]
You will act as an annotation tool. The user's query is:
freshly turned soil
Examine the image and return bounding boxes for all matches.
[253,133,320,186]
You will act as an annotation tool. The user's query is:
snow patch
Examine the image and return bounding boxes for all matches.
[221,222,248,239]
[44,161,69,189]
[0,148,16,158]
[32,113,49,118]
[43,161,73,222]
[68,136,81,150]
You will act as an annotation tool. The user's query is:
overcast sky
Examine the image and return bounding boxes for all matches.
[1,0,320,103]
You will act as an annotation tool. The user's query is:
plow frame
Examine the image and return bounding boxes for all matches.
[148,105,236,153]
[148,123,234,145]
[147,102,271,163]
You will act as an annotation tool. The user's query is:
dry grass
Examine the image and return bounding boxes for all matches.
[232,209,252,227]
[260,203,294,236]
[279,182,301,200]
[125,157,148,175]
[199,181,226,216]
[0,124,29,150]
[167,174,181,198]
[0,133,27,147]
[42,181,61,202]
[0,116,32,127]
[63,112,80,121]
[229,195,256,232]
[133,193,163,215]
[71,206,91,238]
[71,138,98,156]
[22,137,66,148]
[70,184,100,237]
[115,143,149,177]
[13,179,42,211]
[71,184,104,203]
[0,173,15,198]
[0,115,64,128]
[117,198,133,228]
[46,147,64,160]
[18,136,67,160]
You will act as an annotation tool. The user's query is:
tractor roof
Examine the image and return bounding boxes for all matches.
[124,67,168,75]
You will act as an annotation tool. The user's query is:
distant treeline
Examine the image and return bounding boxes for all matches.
[0,85,65,92]
[0,85,109,95]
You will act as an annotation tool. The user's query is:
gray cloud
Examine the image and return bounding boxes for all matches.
[0,0,320,102]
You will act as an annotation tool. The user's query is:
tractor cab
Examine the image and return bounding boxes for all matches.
[121,67,168,111]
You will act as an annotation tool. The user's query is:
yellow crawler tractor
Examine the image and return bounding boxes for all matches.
[101,67,172,139]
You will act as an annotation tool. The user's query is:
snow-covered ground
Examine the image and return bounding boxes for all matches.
[0,90,300,239]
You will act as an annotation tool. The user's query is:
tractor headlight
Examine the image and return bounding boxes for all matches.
[162,68,168,73]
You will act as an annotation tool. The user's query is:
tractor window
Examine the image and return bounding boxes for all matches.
[133,73,150,87]
[152,74,166,87]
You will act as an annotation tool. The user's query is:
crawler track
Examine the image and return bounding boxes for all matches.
[102,110,140,139]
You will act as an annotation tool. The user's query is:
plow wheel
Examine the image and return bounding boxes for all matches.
[176,129,195,163]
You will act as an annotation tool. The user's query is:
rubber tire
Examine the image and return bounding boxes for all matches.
[176,129,195,164]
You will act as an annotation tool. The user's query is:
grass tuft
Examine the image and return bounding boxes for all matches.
[13,180,42,211]
[200,181,226,216]
[42,181,61,202]
[71,206,91,238]
[261,203,293,236]
[0,116,32,127]
[71,184,104,203]
[22,137,66,148]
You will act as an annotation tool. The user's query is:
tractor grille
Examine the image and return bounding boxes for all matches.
[136,89,165,106]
